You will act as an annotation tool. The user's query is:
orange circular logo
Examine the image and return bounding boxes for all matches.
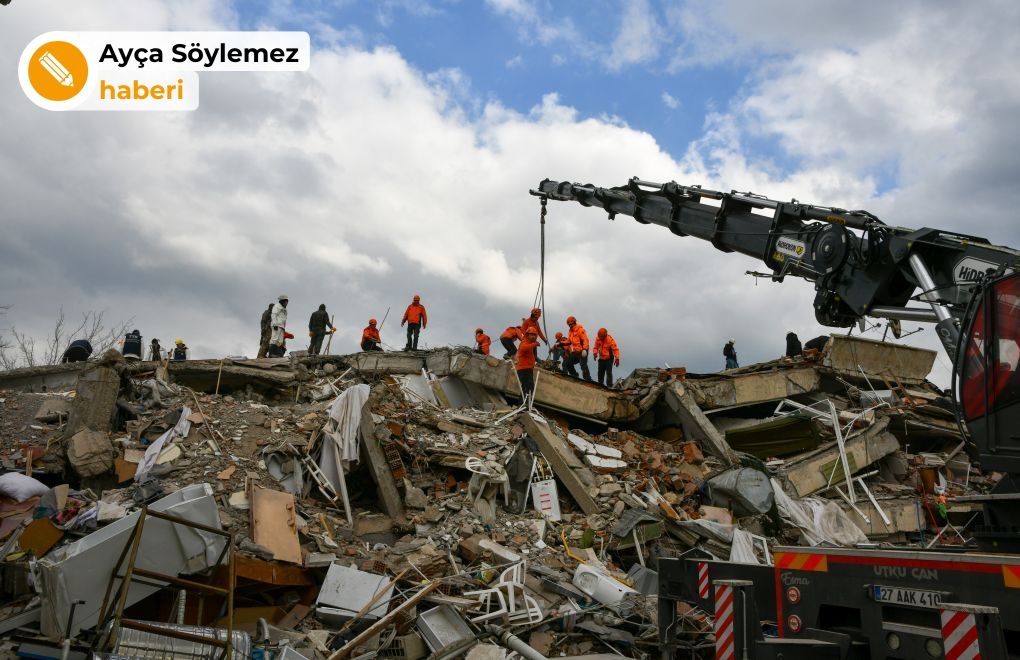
[27,40,88,101]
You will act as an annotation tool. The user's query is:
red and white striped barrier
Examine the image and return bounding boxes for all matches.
[714,582,735,660]
[698,562,710,599]
[941,608,981,660]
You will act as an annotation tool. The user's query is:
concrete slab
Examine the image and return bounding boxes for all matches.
[775,417,899,498]
[823,335,936,384]
[663,382,738,466]
[518,411,599,516]
[438,350,643,422]
[686,367,821,411]
[0,363,84,392]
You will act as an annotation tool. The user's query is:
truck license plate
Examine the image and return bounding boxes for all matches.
[871,585,943,608]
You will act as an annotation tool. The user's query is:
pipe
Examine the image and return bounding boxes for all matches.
[868,305,940,323]
[908,254,952,323]
[485,624,548,660]
[908,253,962,355]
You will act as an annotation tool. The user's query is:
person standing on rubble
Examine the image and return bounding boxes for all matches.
[500,323,523,359]
[517,329,540,400]
[785,331,803,358]
[149,338,162,362]
[474,328,491,355]
[563,316,592,381]
[257,302,274,358]
[307,304,336,356]
[550,331,570,368]
[724,339,739,369]
[122,329,142,361]
[268,295,289,358]
[361,318,382,351]
[593,328,620,387]
[171,338,189,361]
[401,294,427,351]
[521,308,548,347]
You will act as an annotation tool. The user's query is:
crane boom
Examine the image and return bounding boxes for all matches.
[534,177,1020,357]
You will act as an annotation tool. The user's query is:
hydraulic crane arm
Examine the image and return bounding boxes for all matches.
[534,177,1020,355]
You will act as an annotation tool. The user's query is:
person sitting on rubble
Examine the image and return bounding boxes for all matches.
[804,335,829,354]
[361,318,382,351]
[724,339,739,369]
[593,328,621,388]
[500,322,523,359]
[268,294,289,358]
[474,328,491,355]
[563,316,592,381]
[401,294,428,351]
[171,338,189,361]
[548,331,569,368]
[121,329,143,361]
[149,338,162,361]
[517,329,540,400]
[307,303,336,356]
[60,339,93,363]
[785,331,803,359]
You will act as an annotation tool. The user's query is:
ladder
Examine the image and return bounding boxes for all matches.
[93,508,236,658]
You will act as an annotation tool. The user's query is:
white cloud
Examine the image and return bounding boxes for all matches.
[2,0,1016,388]
[505,54,524,69]
[606,0,662,71]
[661,91,680,109]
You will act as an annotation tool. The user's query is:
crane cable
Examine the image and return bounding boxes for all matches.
[533,196,549,343]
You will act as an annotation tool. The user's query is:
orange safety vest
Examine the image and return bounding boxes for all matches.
[402,303,427,326]
[568,324,589,353]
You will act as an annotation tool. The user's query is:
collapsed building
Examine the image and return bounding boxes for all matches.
[0,334,991,659]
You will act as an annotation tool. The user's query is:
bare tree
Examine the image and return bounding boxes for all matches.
[0,304,11,370]
[0,307,134,369]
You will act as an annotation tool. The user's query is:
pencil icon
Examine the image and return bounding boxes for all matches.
[39,51,74,87]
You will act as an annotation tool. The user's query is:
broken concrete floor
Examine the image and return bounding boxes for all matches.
[0,337,997,658]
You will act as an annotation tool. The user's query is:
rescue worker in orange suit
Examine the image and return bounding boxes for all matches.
[361,319,382,351]
[563,316,592,381]
[521,308,548,347]
[593,328,621,388]
[500,323,523,359]
[550,332,570,368]
[401,295,428,351]
[474,328,491,355]
[516,329,540,400]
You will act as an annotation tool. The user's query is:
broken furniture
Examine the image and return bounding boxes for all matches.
[315,563,395,625]
[36,483,225,639]
[92,505,236,659]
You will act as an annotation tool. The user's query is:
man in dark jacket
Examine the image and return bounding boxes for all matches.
[307,304,335,356]
[258,303,274,358]
[723,339,738,369]
[785,332,803,358]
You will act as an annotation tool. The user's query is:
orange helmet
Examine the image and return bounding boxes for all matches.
[475,328,484,334]
[597,328,607,338]
[531,307,541,317]
[566,316,576,325]
[555,332,563,339]
[369,318,377,326]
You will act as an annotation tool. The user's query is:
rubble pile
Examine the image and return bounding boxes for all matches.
[0,335,994,658]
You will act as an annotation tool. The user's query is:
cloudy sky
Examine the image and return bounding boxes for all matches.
[2,0,1019,385]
